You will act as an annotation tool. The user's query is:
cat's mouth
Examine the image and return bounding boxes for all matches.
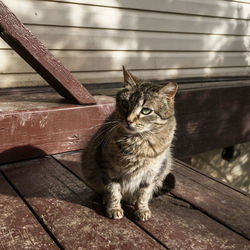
[121,121,139,133]
[122,122,148,134]
[125,125,138,133]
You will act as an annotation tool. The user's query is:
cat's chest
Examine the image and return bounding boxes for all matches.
[120,152,167,194]
[115,134,167,158]
[106,134,168,180]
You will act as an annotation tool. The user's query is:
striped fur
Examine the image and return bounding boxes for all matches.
[82,67,177,220]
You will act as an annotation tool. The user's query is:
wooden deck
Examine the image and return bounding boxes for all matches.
[0,151,249,250]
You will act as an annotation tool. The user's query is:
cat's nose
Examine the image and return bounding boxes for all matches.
[126,119,133,126]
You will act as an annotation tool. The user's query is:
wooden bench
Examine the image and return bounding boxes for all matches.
[1,81,250,164]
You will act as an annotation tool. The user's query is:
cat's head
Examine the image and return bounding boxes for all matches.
[116,66,178,133]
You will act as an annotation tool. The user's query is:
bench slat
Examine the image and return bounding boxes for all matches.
[0,172,58,249]
[172,160,250,240]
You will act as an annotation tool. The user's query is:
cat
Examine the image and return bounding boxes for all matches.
[81,66,178,221]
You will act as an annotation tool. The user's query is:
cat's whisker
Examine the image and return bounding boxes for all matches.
[87,120,119,131]
[87,123,103,130]
[93,122,120,146]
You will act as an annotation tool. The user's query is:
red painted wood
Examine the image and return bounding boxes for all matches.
[0,0,96,105]
[1,83,250,163]
[0,172,58,249]
[2,157,165,249]
[0,94,115,164]
[54,151,250,249]
[172,161,250,240]
[175,85,250,158]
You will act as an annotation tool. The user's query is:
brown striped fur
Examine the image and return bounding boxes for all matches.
[82,67,178,220]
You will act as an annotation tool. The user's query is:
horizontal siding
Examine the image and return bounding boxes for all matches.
[0,0,250,88]
[1,26,250,52]
[42,0,250,20]
[4,0,250,35]
[1,67,250,88]
[1,50,249,73]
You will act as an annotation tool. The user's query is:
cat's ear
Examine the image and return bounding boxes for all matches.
[123,66,137,88]
[159,82,178,99]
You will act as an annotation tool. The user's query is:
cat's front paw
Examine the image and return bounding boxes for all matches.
[135,209,151,221]
[107,208,124,219]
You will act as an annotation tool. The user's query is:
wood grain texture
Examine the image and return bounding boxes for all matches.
[54,151,250,249]
[0,0,96,104]
[0,172,58,250]
[0,93,115,164]
[174,84,250,158]
[2,157,165,250]
[136,195,250,249]
[172,160,250,240]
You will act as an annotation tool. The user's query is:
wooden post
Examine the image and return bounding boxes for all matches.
[0,0,96,105]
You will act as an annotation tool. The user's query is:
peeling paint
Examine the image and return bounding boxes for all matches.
[18,112,32,127]
[39,114,49,128]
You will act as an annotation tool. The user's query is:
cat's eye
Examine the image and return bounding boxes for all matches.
[121,100,129,109]
[141,107,152,115]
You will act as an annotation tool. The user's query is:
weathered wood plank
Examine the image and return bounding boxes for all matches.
[0,0,95,105]
[0,94,115,164]
[172,160,250,240]
[0,172,58,250]
[2,157,165,249]
[54,151,250,249]
[175,84,250,158]
[135,195,250,249]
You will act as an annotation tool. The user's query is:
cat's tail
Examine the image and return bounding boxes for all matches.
[153,173,175,197]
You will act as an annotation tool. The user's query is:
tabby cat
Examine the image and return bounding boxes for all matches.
[82,67,177,221]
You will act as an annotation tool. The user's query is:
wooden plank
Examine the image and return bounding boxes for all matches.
[0,94,115,164]
[135,195,250,249]
[54,151,250,249]
[47,0,250,20]
[172,160,250,239]
[174,84,250,158]
[0,0,95,105]
[2,157,166,249]
[1,50,249,74]
[0,172,58,250]
[1,26,250,52]
[1,67,250,88]
[3,0,250,35]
